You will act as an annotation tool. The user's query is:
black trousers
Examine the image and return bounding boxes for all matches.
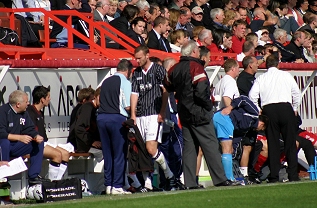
[297,135,316,166]
[262,102,298,181]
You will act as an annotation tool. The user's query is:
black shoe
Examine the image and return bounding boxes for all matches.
[151,186,164,192]
[135,186,148,193]
[187,185,205,190]
[28,175,50,184]
[215,180,241,187]
[175,178,186,190]
[266,178,278,183]
[289,177,300,182]
[165,176,177,191]
[243,176,253,185]
[248,176,262,184]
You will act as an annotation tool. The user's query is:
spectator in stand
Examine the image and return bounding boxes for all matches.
[74,88,102,153]
[131,45,177,191]
[164,40,233,187]
[231,0,239,10]
[114,0,128,18]
[170,29,187,52]
[27,86,70,181]
[189,0,212,30]
[192,25,205,41]
[276,2,300,36]
[208,29,233,62]
[308,0,317,14]
[273,28,303,62]
[169,9,181,31]
[250,7,278,34]
[136,0,150,21]
[294,0,309,26]
[223,0,234,11]
[175,7,194,38]
[238,7,250,24]
[223,10,239,31]
[146,4,161,31]
[168,0,185,10]
[50,0,66,10]
[298,12,317,34]
[231,19,247,54]
[0,90,46,185]
[286,0,302,25]
[97,59,133,195]
[247,0,256,20]
[147,16,171,52]
[237,41,256,61]
[249,54,301,183]
[254,0,270,9]
[110,5,139,35]
[302,30,316,62]
[285,30,309,62]
[256,28,271,46]
[210,8,230,32]
[184,0,193,7]
[160,6,170,19]
[106,0,119,21]
[50,0,91,49]
[246,32,258,47]
[93,0,120,49]
[197,28,213,47]
[191,6,204,27]
[239,0,248,8]
[88,0,97,11]
[127,17,146,45]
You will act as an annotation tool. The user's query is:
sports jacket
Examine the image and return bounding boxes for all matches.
[164,56,212,126]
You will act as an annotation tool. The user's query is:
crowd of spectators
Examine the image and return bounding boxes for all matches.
[1,0,317,63]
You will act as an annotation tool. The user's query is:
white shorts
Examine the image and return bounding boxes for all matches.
[136,115,163,143]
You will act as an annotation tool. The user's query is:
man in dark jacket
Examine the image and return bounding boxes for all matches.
[0,90,46,184]
[164,40,232,188]
[50,0,91,48]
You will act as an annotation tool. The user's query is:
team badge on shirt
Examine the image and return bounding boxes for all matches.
[9,123,13,127]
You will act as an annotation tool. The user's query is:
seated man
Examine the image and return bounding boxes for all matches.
[213,95,268,182]
[74,88,101,154]
[50,0,91,49]
[0,90,46,184]
[27,86,70,181]
[68,87,95,149]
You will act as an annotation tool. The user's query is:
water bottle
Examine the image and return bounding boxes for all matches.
[308,165,316,180]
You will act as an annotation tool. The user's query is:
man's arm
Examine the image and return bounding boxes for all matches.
[248,80,261,111]
[130,93,138,124]
[158,86,168,123]
[222,96,232,107]
[290,74,301,113]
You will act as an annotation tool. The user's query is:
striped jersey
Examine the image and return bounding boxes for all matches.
[132,62,166,117]
[99,73,131,117]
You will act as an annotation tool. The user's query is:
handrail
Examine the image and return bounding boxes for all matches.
[0,8,139,55]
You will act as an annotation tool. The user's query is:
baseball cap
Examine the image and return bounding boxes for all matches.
[191,6,203,15]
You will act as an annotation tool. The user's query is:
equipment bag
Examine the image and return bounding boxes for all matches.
[40,178,82,202]
[0,27,19,45]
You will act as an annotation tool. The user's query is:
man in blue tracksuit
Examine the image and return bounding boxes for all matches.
[97,59,133,195]
[213,95,268,181]
[0,90,45,184]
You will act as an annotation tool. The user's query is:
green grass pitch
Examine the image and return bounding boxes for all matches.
[20,180,317,208]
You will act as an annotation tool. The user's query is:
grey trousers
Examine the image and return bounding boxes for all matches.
[181,120,227,187]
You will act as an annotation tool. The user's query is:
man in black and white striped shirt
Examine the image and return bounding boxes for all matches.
[131,45,176,191]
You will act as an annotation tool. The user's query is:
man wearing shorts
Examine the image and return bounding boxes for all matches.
[130,45,176,191]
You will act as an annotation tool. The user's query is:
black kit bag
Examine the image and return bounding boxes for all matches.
[39,178,82,202]
[0,27,19,45]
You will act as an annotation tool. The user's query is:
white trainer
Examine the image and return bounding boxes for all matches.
[106,186,112,195]
[111,187,132,195]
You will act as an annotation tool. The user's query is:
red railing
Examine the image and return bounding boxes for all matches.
[0,8,140,57]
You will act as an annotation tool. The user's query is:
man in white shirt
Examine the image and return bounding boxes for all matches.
[249,54,301,183]
[213,59,240,182]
